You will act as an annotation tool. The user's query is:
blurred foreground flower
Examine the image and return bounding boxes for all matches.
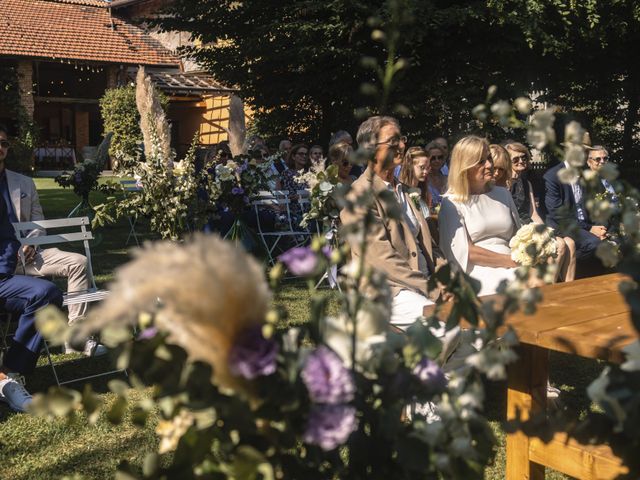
[278,247,319,276]
[413,357,447,391]
[82,234,270,392]
[228,325,278,380]
[302,346,355,404]
[303,405,358,451]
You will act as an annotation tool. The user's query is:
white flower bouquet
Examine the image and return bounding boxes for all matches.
[509,223,557,266]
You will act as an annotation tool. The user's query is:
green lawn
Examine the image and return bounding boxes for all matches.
[0,179,604,479]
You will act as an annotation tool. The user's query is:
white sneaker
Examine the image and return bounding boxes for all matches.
[0,373,33,412]
[64,339,108,357]
[83,338,108,357]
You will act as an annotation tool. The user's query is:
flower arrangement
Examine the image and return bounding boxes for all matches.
[93,68,218,240]
[210,157,275,216]
[509,223,557,266]
[55,133,112,204]
[299,156,342,229]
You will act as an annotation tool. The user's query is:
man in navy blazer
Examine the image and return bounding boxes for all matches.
[543,161,605,259]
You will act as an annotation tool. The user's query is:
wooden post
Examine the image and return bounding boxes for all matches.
[506,344,548,479]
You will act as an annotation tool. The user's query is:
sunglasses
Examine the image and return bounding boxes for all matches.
[0,140,10,149]
[511,155,528,163]
[589,156,609,163]
[341,160,350,167]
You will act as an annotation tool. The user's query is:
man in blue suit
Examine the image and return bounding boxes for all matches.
[0,126,63,412]
[543,160,605,260]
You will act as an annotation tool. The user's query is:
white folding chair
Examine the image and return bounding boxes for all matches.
[12,217,124,386]
[252,190,314,266]
[120,180,142,246]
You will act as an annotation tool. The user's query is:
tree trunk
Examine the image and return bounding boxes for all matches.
[227,94,246,156]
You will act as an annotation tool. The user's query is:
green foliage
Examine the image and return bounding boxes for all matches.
[0,63,39,173]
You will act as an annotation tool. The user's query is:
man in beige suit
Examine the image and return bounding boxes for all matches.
[340,116,440,329]
[0,133,100,355]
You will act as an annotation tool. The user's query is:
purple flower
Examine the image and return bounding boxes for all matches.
[278,247,318,276]
[302,346,355,404]
[231,186,245,195]
[303,405,358,451]
[74,172,83,183]
[321,245,332,258]
[137,327,158,340]
[412,358,447,391]
[228,326,278,380]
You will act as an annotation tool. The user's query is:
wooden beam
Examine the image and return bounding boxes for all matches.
[506,344,547,480]
[529,433,627,479]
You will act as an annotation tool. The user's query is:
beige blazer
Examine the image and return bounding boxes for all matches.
[6,169,45,237]
[340,166,437,299]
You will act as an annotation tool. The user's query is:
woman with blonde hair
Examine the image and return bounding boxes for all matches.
[505,142,576,281]
[489,144,511,188]
[399,146,432,217]
[439,136,520,296]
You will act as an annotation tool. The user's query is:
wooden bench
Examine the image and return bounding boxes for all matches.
[424,274,635,479]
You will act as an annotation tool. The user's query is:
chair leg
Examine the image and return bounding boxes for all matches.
[43,341,61,387]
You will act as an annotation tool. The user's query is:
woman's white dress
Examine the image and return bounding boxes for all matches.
[439,187,521,296]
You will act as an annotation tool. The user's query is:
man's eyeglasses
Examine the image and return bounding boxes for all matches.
[429,155,444,161]
[511,155,528,164]
[589,156,609,163]
[376,135,407,148]
[0,140,10,149]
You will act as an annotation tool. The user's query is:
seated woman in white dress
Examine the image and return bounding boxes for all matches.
[438,136,521,296]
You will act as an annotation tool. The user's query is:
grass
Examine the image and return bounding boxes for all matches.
[0,179,606,479]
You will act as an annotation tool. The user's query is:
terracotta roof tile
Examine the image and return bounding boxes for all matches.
[0,0,180,66]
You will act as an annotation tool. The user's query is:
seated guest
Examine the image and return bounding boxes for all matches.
[0,129,63,411]
[328,142,355,185]
[439,136,520,296]
[543,148,605,261]
[489,144,511,188]
[424,141,448,209]
[432,136,451,175]
[504,142,575,282]
[340,116,439,329]
[587,145,618,204]
[0,125,101,355]
[309,145,324,164]
[399,146,432,218]
[278,139,292,157]
[329,130,353,148]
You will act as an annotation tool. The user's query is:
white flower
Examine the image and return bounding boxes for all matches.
[564,121,585,144]
[509,224,557,266]
[596,240,620,267]
[514,97,532,114]
[565,144,585,168]
[557,167,579,185]
[215,164,234,182]
[598,162,619,182]
[172,160,187,177]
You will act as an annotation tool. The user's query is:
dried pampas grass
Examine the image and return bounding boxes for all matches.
[136,66,172,167]
[84,234,270,391]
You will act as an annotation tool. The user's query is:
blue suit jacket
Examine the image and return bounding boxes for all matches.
[543,162,592,232]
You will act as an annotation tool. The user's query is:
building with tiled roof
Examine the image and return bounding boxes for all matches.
[0,0,245,170]
[0,0,180,66]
